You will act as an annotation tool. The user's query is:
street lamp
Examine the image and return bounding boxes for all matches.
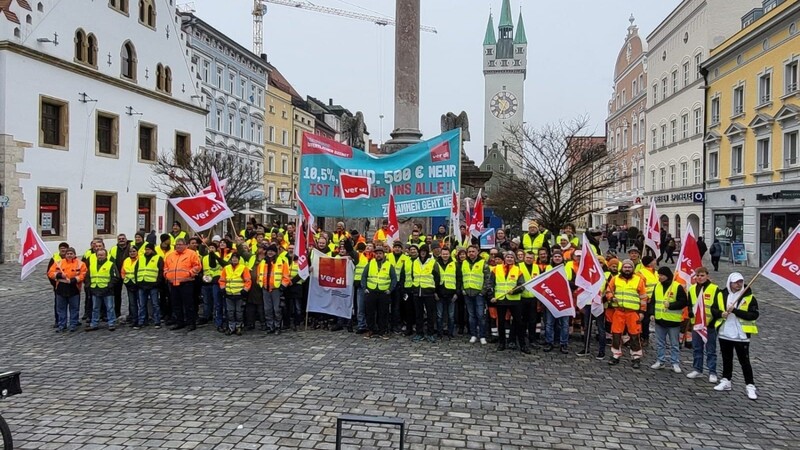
[278,188,290,205]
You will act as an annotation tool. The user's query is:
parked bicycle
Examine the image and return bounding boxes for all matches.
[0,371,21,450]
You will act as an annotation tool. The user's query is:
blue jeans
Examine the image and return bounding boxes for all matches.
[356,286,366,330]
[91,294,116,328]
[436,295,456,335]
[544,310,569,346]
[655,323,681,365]
[56,294,80,330]
[464,294,486,338]
[126,286,139,326]
[138,287,160,326]
[692,327,718,375]
[201,284,222,327]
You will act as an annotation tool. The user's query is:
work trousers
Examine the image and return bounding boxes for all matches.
[414,293,436,336]
[497,303,525,347]
[365,290,391,334]
[169,281,196,327]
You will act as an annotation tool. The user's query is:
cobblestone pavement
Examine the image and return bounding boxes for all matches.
[1,257,799,450]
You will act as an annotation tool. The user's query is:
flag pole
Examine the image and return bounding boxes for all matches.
[229,217,238,238]
[581,310,593,356]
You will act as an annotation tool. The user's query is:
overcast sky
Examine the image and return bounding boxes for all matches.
[187,0,680,162]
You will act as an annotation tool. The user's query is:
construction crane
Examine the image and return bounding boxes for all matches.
[252,0,437,55]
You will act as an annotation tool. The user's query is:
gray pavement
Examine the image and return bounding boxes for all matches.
[1,256,799,449]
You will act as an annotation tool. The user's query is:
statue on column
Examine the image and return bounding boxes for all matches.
[341,111,367,150]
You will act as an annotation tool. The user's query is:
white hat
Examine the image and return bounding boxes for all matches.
[212,235,221,242]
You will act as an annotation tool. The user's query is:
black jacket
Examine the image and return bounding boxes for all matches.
[647,279,689,327]
[711,287,759,337]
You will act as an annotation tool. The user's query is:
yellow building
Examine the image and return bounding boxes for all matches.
[264,63,295,219]
[702,0,800,266]
[291,99,315,211]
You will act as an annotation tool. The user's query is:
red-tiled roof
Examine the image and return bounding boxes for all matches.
[0,0,27,24]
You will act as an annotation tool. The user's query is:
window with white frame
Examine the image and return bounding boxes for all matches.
[282,155,288,174]
[202,60,209,83]
[239,118,245,138]
[651,128,657,149]
[786,60,799,94]
[240,78,247,99]
[757,138,770,170]
[215,109,222,131]
[693,159,701,184]
[228,72,235,92]
[785,130,798,166]
[249,122,255,141]
[257,124,263,143]
[282,130,288,146]
[660,167,666,189]
[681,161,688,186]
[652,84,658,103]
[661,124,667,147]
[632,167,638,189]
[632,122,638,144]
[267,154,274,172]
[268,126,275,142]
[622,89,626,104]
[759,72,772,104]
[669,164,676,188]
[632,79,637,95]
[733,85,744,115]
[215,67,223,88]
[681,113,689,139]
[639,117,645,141]
[731,144,744,175]
[672,70,678,93]
[639,163,645,188]
[709,150,719,178]
[711,97,720,124]
[683,61,690,86]
[695,54,702,79]
[694,108,702,135]
[651,169,656,191]
[662,78,668,99]
[227,114,234,135]
[622,128,628,148]
[670,119,677,143]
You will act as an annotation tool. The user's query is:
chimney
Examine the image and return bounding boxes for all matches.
[329,98,333,106]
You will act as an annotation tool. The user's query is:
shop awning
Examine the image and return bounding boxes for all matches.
[628,204,644,211]
[236,209,258,215]
[269,207,297,216]
[601,206,619,214]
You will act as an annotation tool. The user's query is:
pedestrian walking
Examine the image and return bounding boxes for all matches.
[709,239,722,271]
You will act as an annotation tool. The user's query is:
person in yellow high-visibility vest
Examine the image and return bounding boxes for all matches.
[517,251,540,347]
[361,246,397,338]
[457,245,490,344]
[686,267,722,384]
[520,222,551,256]
[647,266,689,373]
[135,244,163,329]
[86,249,120,332]
[411,245,440,343]
[487,251,528,353]
[435,247,458,337]
[637,255,659,348]
[120,246,142,329]
[258,244,290,334]
[218,253,252,336]
[386,241,412,334]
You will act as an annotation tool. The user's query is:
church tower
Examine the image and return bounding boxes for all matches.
[483,0,526,173]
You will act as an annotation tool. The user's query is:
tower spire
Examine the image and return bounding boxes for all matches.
[498,0,513,30]
[514,10,526,44]
[484,12,496,45]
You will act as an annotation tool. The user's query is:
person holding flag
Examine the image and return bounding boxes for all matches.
[605,259,649,368]
[685,267,721,384]
[647,266,689,373]
[487,251,529,354]
[574,236,608,360]
[542,250,570,354]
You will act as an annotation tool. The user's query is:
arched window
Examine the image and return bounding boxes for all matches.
[87,34,98,66]
[155,64,164,90]
[74,29,86,62]
[138,0,145,22]
[165,67,172,94]
[147,3,156,27]
[139,0,156,27]
[121,41,137,81]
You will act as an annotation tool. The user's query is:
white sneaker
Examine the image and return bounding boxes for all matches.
[469,336,478,344]
[672,364,682,374]
[709,374,718,384]
[650,361,664,370]
[746,384,757,400]
[714,378,732,391]
[686,371,702,379]
[480,338,487,345]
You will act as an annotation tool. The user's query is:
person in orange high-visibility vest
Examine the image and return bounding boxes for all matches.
[163,239,202,331]
[606,259,649,368]
[48,247,87,332]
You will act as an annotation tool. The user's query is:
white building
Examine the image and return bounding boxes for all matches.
[0,0,206,260]
[645,0,760,241]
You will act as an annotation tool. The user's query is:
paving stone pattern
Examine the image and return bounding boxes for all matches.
[1,257,799,449]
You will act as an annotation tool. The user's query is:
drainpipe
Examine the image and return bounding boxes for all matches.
[700,65,710,241]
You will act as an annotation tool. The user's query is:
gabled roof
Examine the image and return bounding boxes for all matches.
[704,130,721,144]
[724,122,746,137]
[775,104,800,123]
[265,62,302,102]
[748,113,773,129]
[483,13,496,45]
[514,11,526,44]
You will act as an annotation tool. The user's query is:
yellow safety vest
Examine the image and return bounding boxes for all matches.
[493,265,521,301]
[222,264,246,295]
[288,260,303,285]
[202,254,222,279]
[715,293,758,334]
[135,255,161,283]
[169,230,187,248]
[517,263,539,298]
[122,257,138,284]
[272,258,288,289]
[438,259,457,290]
[366,259,392,291]
[354,253,369,282]
[638,268,658,300]
[689,283,719,326]
[413,258,436,289]
[462,259,486,291]
[654,281,683,323]
[522,233,547,253]
[388,253,412,288]
[613,274,643,311]
[90,260,114,289]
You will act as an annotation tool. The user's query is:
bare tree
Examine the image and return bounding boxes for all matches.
[504,117,618,235]
[487,173,536,234]
[150,149,263,213]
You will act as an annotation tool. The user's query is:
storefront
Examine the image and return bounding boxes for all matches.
[712,212,744,260]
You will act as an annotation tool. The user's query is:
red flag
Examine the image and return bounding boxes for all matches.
[523,265,576,318]
[645,200,661,255]
[469,189,484,237]
[199,171,227,199]
[168,193,234,232]
[339,173,371,200]
[295,214,310,280]
[450,182,460,246]
[386,188,400,246]
[464,197,472,232]
[19,220,51,280]
[575,233,605,316]
[760,225,800,300]
[692,285,709,344]
[295,190,315,246]
[675,223,703,291]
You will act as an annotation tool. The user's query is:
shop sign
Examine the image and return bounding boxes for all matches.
[649,191,703,205]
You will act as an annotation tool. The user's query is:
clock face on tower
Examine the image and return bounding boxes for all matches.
[490,91,518,120]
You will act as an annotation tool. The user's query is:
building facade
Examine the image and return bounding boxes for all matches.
[702,0,800,266]
[602,16,648,230]
[645,0,760,243]
[180,12,268,221]
[483,0,526,173]
[0,0,205,259]
[264,63,294,217]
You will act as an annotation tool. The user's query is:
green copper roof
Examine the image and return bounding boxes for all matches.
[483,13,496,45]
[514,11,527,44]
[498,0,513,29]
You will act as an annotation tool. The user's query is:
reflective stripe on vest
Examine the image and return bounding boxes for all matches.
[122,257,137,283]
[494,265,521,301]
[462,259,485,291]
[222,264,246,295]
[517,263,539,298]
[90,260,113,289]
[203,254,222,279]
[715,293,758,334]
[438,260,457,290]
[272,258,287,288]
[366,259,392,291]
[690,283,718,325]
[413,258,436,288]
[354,254,369,282]
[136,255,161,283]
[654,281,683,323]
[613,275,642,311]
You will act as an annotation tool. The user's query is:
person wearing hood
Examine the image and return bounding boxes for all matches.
[709,238,723,271]
[648,267,689,373]
[711,272,760,400]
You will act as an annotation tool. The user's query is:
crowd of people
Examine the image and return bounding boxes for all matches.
[45,218,760,400]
